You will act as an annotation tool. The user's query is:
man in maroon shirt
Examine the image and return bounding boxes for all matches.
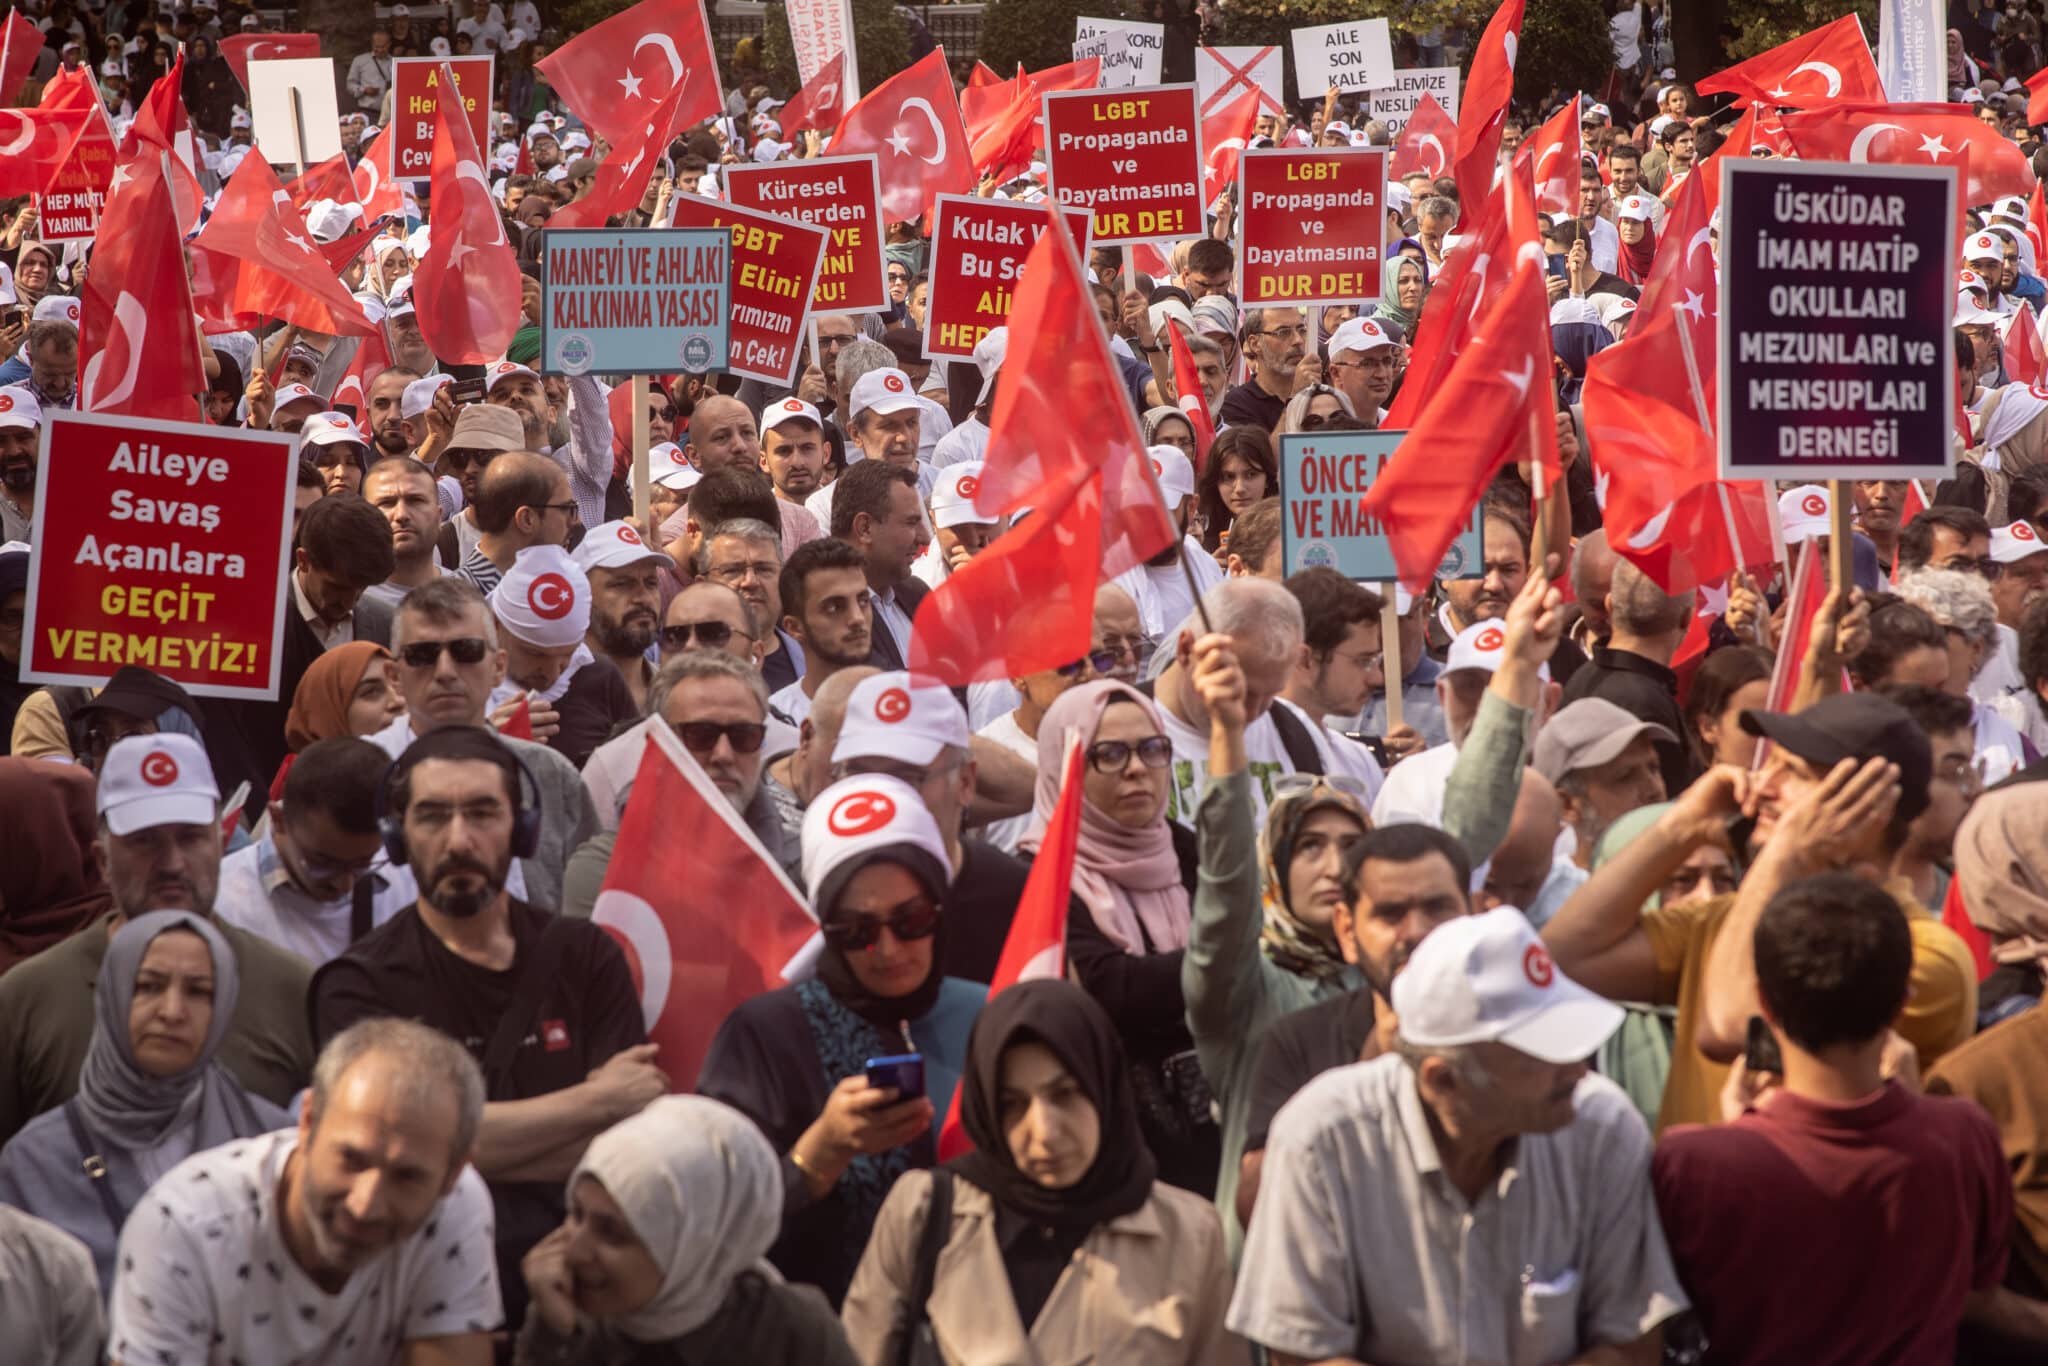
[1652,872,2011,1364]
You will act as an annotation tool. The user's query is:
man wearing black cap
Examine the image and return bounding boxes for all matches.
[59,665,205,774]
[1543,692,1979,1131]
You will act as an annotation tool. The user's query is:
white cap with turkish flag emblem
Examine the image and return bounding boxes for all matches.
[1329,317,1398,357]
[1149,445,1196,502]
[834,671,970,767]
[1993,519,2047,564]
[486,359,540,392]
[649,442,699,492]
[1393,906,1623,1063]
[1778,484,1831,545]
[1445,620,1512,675]
[848,368,922,423]
[928,462,993,530]
[0,385,41,431]
[800,773,952,911]
[299,411,370,449]
[489,545,592,647]
[1615,194,1656,222]
[33,295,81,325]
[96,734,220,837]
[273,383,326,414]
[762,396,823,436]
[573,519,668,572]
[1966,231,2004,263]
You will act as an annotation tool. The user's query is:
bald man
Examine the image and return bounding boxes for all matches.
[1475,769,1585,927]
[666,395,822,556]
[456,451,577,595]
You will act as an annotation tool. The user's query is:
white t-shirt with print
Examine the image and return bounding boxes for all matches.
[109,1128,501,1366]
[977,709,1039,854]
[1156,701,1299,829]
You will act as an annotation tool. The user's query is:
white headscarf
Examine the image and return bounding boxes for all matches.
[568,1096,784,1342]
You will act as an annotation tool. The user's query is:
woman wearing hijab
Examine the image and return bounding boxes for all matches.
[1027,681,1217,1196]
[285,641,405,752]
[1371,253,1428,342]
[0,759,109,976]
[1948,28,1981,90]
[1615,194,1659,282]
[841,979,1241,1364]
[180,36,238,139]
[515,1096,859,1364]
[697,774,984,1307]
[1142,406,1200,465]
[0,913,288,1293]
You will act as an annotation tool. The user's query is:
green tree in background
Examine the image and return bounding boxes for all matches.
[980,0,1138,76]
[761,0,911,93]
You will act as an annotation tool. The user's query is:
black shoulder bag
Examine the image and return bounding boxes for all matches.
[896,1168,954,1366]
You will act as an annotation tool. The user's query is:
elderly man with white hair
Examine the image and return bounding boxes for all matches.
[1898,567,2029,783]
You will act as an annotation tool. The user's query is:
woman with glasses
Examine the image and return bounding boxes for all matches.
[1196,426,1282,556]
[841,980,1241,1365]
[1142,406,1201,467]
[0,913,288,1296]
[697,774,984,1308]
[1024,681,1220,1195]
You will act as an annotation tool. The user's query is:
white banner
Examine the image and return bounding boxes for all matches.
[787,0,860,101]
[1074,16,1165,89]
[1877,0,1945,102]
[247,58,342,166]
[1289,19,1396,100]
[1368,66,1461,139]
[1196,45,1285,117]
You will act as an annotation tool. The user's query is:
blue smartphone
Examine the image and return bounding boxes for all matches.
[864,1053,926,1101]
[1546,252,1568,278]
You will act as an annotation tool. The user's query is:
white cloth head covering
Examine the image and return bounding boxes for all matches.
[567,1096,784,1341]
[489,545,591,647]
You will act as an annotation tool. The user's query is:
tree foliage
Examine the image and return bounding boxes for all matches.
[761,0,911,93]
[1719,0,1877,60]
[980,0,1136,76]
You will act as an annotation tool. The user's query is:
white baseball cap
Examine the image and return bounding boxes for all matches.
[1779,484,1831,544]
[1329,316,1398,356]
[972,326,1008,404]
[1392,906,1624,1064]
[573,519,668,572]
[1994,194,2029,221]
[1959,267,1988,295]
[273,382,326,412]
[1615,194,1656,222]
[299,411,370,449]
[1955,295,2004,327]
[1149,445,1196,502]
[848,367,921,423]
[800,772,952,909]
[401,374,452,421]
[490,544,591,648]
[485,359,540,392]
[33,295,81,325]
[97,734,221,837]
[649,442,699,491]
[0,385,41,431]
[761,396,823,436]
[1966,231,2005,262]
[1992,519,2047,564]
[1445,619,1513,675]
[834,671,971,767]
[928,462,995,530]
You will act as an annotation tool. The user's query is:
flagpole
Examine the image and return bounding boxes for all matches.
[162,151,211,416]
[1379,588,1404,731]
[1672,313,1750,574]
[1826,479,1855,597]
[631,372,652,535]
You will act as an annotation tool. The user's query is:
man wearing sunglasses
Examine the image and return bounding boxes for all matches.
[651,652,792,868]
[660,582,762,669]
[1219,306,1315,434]
[454,451,579,599]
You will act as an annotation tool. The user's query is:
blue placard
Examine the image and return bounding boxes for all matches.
[540,228,732,377]
[1278,428,1481,581]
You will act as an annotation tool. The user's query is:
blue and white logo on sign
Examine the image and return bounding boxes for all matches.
[1436,537,1469,580]
[1299,540,1338,570]
[555,333,594,376]
[681,334,715,372]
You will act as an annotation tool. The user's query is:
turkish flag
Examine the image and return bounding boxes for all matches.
[496,694,535,741]
[779,48,848,136]
[1169,323,1216,463]
[966,67,1037,183]
[1450,0,1523,231]
[2007,312,2048,387]
[595,722,819,1089]
[1941,871,1997,982]
[1514,95,1581,218]
[535,0,722,149]
[830,49,975,223]
[189,153,378,337]
[970,208,1175,577]
[353,126,407,223]
[936,737,1082,1160]
[219,33,321,90]
[551,80,692,230]
[123,51,205,234]
[1,11,47,105]
[38,62,97,112]
[1764,536,1832,714]
[2029,66,2048,129]
[1778,103,2035,204]
[414,62,523,364]
[1202,85,1262,205]
[1695,15,1884,109]
[330,319,390,420]
[0,107,92,198]
[285,152,360,213]
[1390,93,1456,183]
[1358,228,1556,590]
[79,152,205,422]
[911,468,1103,685]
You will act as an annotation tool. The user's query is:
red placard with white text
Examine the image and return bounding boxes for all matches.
[1237,147,1385,307]
[1042,84,1205,245]
[922,196,1096,360]
[391,56,494,184]
[36,116,116,241]
[724,155,886,316]
[21,411,299,700]
[665,193,828,386]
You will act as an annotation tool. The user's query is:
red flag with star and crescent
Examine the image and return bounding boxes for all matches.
[1203,85,1262,205]
[1514,95,1581,218]
[550,80,693,230]
[1169,324,1216,464]
[779,48,848,136]
[1778,103,2035,204]
[414,62,523,364]
[1450,0,1523,230]
[219,32,321,90]
[1694,15,1884,109]
[1390,92,1457,183]
[830,48,975,222]
[353,125,408,222]
[188,153,379,337]
[0,11,46,104]
[121,50,204,233]
[536,0,722,149]
[78,151,206,422]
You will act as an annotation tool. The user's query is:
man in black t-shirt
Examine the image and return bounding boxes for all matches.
[310,725,665,1322]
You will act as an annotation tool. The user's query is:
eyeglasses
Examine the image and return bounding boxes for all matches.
[1086,735,1173,774]
[650,405,677,420]
[1325,647,1384,672]
[1947,556,2003,581]
[818,334,855,350]
[706,559,779,585]
[526,500,579,517]
[660,620,746,651]
[671,719,767,754]
[886,270,910,282]
[1298,412,1341,431]
[1273,773,1369,799]
[1254,324,1308,341]
[1057,650,1120,677]
[822,896,941,951]
[398,637,491,668]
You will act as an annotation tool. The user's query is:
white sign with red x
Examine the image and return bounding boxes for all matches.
[1195,45,1284,118]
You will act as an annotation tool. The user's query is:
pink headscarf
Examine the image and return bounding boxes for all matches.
[1020,681,1189,955]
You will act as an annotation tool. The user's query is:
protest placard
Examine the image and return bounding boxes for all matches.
[1042,85,1205,245]
[1718,158,1956,480]
[1289,20,1396,100]
[21,411,298,701]
[725,155,885,316]
[541,227,731,376]
[1195,46,1284,116]
[390,56,494,184]
[1369,66,1461,138]
[1073,17,1165,88]
[665,193,829,386]
[787,0,859,98]
[1278,429,1480,579]
[1237,148,1385,307]
[923,196,1095,359]
[246,57,342,166]
[35,116,114,242]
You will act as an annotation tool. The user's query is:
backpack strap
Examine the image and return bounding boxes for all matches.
[1267,702,1327,777]
[906,1169,954,1331]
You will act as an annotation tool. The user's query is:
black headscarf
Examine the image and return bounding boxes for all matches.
[813,846,950,1032]
[947,979,1156,1232]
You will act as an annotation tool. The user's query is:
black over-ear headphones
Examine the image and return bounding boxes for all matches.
[374,725,544,866]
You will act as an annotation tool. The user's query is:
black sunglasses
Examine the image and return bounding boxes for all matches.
[660,620,742,651]
[822,897,941,952]
[671,719,767,754]
[399,637,490,668]
[651,405,677,420]
[1086,735,1173,774]
[1056,650,1119,677]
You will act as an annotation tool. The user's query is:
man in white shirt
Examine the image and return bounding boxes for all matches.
[912,461,997,589]
[345,28,396,114]
[1278,568,1388,800]
[932,328,1004,469]
[768,536,875,725]
[1113,445,1224,642]
[108,1018,501,1366]
[806,366,928,530]
[1325,317,1399,426]
[1372,619,1525,830]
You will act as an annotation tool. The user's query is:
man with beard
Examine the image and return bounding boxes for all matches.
[769,537,873,725]
[361,457,444,608]
[310,724,657,1330]
[1219,305,1313,432]
[364,366,422,458]
[0,385,39,542]
[487,547,635,770]
[1444,499,1533,633]
[662,394,822,556]
[383,294,438,377]
[573,521,666,713]
[0,735,316,1144]
[759,397,827,507]
[1111,445,1223,643]
[107,1018,501,1366]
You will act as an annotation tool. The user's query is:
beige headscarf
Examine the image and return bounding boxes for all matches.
[1955,782,2048,969]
